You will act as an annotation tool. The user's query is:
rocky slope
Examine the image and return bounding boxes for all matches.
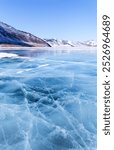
[0,21,51,47]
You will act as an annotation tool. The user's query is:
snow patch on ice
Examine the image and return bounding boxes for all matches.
[0,53,18,58]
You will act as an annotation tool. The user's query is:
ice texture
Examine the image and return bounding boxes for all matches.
[0,50,96,150]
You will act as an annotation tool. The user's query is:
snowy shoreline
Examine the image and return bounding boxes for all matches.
[0,46,97,51]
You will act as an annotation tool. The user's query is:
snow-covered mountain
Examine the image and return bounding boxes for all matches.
[0,21,51,47]
[45,39,97,48]
[0,21,96,48]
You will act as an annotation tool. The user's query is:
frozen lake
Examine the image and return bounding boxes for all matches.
[0,49,97,150]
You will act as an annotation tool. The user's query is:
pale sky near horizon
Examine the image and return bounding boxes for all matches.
[0,0,96,41]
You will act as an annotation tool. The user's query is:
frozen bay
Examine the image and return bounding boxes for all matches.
[0,49,97,150]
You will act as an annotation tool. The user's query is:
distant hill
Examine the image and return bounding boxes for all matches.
[0,21,51,47]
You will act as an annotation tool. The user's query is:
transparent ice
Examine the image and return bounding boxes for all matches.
[0,50,96,150]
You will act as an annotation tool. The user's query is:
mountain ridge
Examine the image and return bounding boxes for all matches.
[0,21,97,48]
[45,38,97,48]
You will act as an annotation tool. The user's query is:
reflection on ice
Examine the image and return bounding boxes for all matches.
[0,50,96,150]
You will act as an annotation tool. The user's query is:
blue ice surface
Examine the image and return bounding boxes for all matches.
[0,49,96,150]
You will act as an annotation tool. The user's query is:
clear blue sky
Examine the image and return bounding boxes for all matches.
[0,0,96,41]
